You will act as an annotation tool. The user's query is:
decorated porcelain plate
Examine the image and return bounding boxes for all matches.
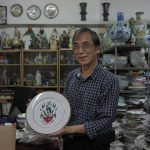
[10,4,23,17]
[27,5,41,20]
[26,91,71,134]
[44,3,59,19]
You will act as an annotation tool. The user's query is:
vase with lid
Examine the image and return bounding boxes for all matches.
[133,12,148,45]
[108,12,131,45]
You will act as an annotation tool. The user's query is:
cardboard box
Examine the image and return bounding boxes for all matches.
[0,124,16,150]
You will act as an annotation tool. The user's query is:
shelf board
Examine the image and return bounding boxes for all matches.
[24,85,57,88]
[0,49,21,53]
[0,85,21,87]
[106,67,150,70]
[0,24,108,28]
[24,64,57,66]
[0,64,20,66]
[61,48,73,51]
[60,64,79,66]
[103,44,150,53]
[23,49,57,52]
[120,89,147,94]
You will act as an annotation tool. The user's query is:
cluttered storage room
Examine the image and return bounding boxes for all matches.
[0,0,150,150]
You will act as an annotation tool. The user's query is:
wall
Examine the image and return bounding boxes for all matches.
[1,0,150,24]
[1,0,150,38]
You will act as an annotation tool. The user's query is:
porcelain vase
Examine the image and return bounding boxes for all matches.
[109,12,131,44]
[133,12,148,45]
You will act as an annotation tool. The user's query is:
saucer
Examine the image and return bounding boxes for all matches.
[26,91,71,134]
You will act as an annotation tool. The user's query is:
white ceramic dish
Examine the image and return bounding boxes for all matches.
[26,91,71,134]
[10,4,23,17]
[27,5,41,20]
[44,3,59,19]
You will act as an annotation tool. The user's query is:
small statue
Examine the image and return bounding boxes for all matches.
[50,34,58,49]
[38,27,49,49]
[2,33,11,49]
[68,26,76,48]
[60,30,69,48]
[49,28,59,49]
[35,70,42,86]
[130,33,136,45]
[12,27,22,48]
[24,25,36,49]
[23,35,31,50]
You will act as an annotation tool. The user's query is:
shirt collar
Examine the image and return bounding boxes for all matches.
[75,63,102,80]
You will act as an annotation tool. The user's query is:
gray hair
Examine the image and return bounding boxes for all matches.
[72,28,100,46]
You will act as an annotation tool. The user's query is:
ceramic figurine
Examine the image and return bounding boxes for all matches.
[38,27,49,49]
[2,33,11,49]
[35,70,42,86]
[68,26,76,48]
[50,28,59,49]
[131,33,136,45]
[60,30,69,48]
[23,35,31,50]
[24,25,36,49]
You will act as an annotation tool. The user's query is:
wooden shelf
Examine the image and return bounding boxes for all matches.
[103,44,150,53]
[0,24,108,28]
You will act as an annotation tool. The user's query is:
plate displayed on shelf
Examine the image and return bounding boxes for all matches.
[10,4,23,17]
[44,3,59,19]
[27,5,41,20]
[26,91,71,134]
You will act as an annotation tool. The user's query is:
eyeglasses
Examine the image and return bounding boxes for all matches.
[73,43,93,51]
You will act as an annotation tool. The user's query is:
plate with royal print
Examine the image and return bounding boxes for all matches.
[26,91,71,134]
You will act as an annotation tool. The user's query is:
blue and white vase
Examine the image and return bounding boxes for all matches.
[109,12,131,44]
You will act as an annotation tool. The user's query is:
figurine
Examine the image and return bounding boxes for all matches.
[2,33,11,49]
[68,26,76,48]
[38,27,49,49]
[23,35,31,50]
[60,30,69,48]
[35,70,42,86]
[12,27,22,48]
[49,28,59,49]
[24,25,36,49]
[131,33,136,45]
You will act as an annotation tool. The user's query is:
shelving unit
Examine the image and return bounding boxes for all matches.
[0,49,22,87]
[0,24,149,119]
[103,44,150,108]
[59,48,79,91]
[22,49,59,92]
[102,43,150,147]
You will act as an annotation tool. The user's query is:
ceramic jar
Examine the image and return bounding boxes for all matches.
[108,12,131,44]
[133,12,148,45]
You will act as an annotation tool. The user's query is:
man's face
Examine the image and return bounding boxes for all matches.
[73,32,100,66]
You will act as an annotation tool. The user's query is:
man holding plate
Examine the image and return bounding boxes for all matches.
[49,28,120,150]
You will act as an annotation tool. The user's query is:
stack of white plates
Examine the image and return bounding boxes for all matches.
[144,115,150,144]
[129,50,147,67]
